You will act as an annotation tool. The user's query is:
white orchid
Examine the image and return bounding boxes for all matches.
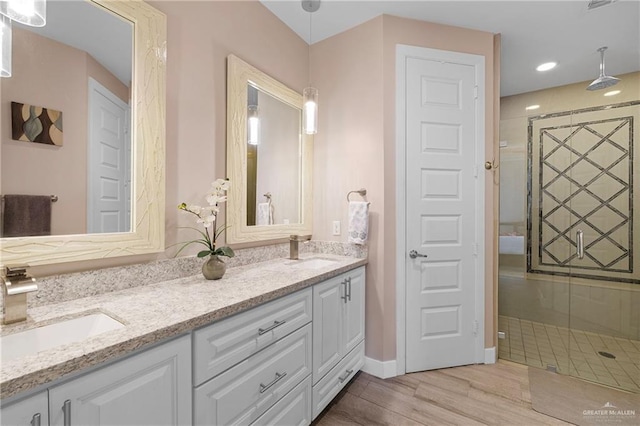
[188,204,202,215]
[176,179,234,259]
[206,194,227,206]
[211,178,230,193]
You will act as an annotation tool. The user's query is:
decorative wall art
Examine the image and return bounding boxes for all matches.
[527,101,640,284]
[11,101,63,146]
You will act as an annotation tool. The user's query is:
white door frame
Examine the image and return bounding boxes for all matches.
[395,44,486,375]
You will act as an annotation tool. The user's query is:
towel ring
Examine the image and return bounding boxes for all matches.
[347,188,367,203]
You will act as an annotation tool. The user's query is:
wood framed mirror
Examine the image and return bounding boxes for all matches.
[0,0,166,266]
[226,55,313,244]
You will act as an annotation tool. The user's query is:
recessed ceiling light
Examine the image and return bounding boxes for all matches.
[536,62,557,72]
[604,90,621,96]
[526,104,541,110]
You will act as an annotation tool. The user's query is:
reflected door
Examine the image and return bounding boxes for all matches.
[87,78,131,233]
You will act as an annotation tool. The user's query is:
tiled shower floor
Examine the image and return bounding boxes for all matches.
[498,315,640,393]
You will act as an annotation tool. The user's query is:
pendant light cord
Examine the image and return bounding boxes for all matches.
[308,7,312,86]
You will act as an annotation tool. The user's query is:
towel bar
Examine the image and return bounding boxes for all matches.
[347,189,367,203]
[1,195,57,202]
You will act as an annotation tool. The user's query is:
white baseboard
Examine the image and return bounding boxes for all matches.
[484,347,496,364]
[362,357,397,379]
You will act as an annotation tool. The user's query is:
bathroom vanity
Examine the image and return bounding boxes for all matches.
[0,255,366,425]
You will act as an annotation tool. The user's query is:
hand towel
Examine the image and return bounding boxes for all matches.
[348,201,369,245]
[2,194,52,237]
[257,202,274,226]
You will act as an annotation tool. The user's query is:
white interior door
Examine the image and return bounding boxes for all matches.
[88,78,131,233]
[403,48,484,372]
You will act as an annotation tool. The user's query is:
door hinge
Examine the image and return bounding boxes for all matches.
[474,85,478,99]
[473,165,478,178]
[473,242,478,256]
[473,320,479,336]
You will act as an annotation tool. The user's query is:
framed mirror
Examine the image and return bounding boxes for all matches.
[226,55,312,244]
[0,0,166,266]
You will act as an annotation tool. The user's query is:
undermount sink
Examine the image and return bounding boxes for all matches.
[0,312,125,363]
[286,257,339,269]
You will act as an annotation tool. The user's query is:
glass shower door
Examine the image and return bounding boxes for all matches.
[497,101,572,375]
[566,102,640,393]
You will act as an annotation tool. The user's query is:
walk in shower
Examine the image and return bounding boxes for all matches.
[498,72,640,393]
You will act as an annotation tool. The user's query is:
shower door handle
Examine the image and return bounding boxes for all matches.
[576,230,584,260]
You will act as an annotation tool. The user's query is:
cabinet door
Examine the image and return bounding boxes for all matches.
[0,391,49,426]
[312,275,345,384]
[312,341,364,419]
[49,335,191,426]
[343,267,365,355]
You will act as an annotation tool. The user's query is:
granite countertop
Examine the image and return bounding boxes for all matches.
[0,253,366,400]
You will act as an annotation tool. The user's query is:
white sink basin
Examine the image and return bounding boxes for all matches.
[0,312,124,363]
[286,258,339,269]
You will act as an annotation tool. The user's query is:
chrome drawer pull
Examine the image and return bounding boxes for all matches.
[258,320,286,335]
[62,400,71,426]
[31,413,41,426]
[341,279,348,303]
[260,371,287,393]
[338,369,354,383]
[346,277,352,301]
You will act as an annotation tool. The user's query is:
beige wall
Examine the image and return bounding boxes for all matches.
[14,1,306,278]
[313,15,497,361]
[1,28,129,236]
[154,0,308,256]
[312,17,386,359]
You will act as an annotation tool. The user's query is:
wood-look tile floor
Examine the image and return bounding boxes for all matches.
[312,361,571,426]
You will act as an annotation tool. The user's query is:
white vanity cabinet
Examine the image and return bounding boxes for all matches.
[48,335,191,426]
[312,267,365,418]
[193,288,313,426]
[0,390,49,426]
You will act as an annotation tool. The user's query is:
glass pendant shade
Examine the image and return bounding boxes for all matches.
[303,87,318,135]
[0,14,11,77]
[247,105,259,145]
[0,0,46,27]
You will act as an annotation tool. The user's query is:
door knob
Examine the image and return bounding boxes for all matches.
[409,250,428,259]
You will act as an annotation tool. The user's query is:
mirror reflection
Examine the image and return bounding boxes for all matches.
[1,1,133,237]
[246,84,301,227]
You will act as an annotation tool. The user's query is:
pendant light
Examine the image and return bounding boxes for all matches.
[0,14,10,77]
[302,0,320,135]
[0,0,46,27]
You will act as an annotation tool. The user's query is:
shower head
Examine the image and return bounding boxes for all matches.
[587,47,620,91]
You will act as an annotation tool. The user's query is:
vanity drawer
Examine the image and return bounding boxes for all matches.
[312,340,364,419]
[194,323,312,426]
[194,288,312,385]
[251,375,311,426]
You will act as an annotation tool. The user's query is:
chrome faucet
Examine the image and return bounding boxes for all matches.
[289,234,312,260]
[2,266,38,324]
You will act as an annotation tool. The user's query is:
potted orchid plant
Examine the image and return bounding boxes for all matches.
[176,178,234,280]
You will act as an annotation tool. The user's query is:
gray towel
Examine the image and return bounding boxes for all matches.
[1,194,52,237]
